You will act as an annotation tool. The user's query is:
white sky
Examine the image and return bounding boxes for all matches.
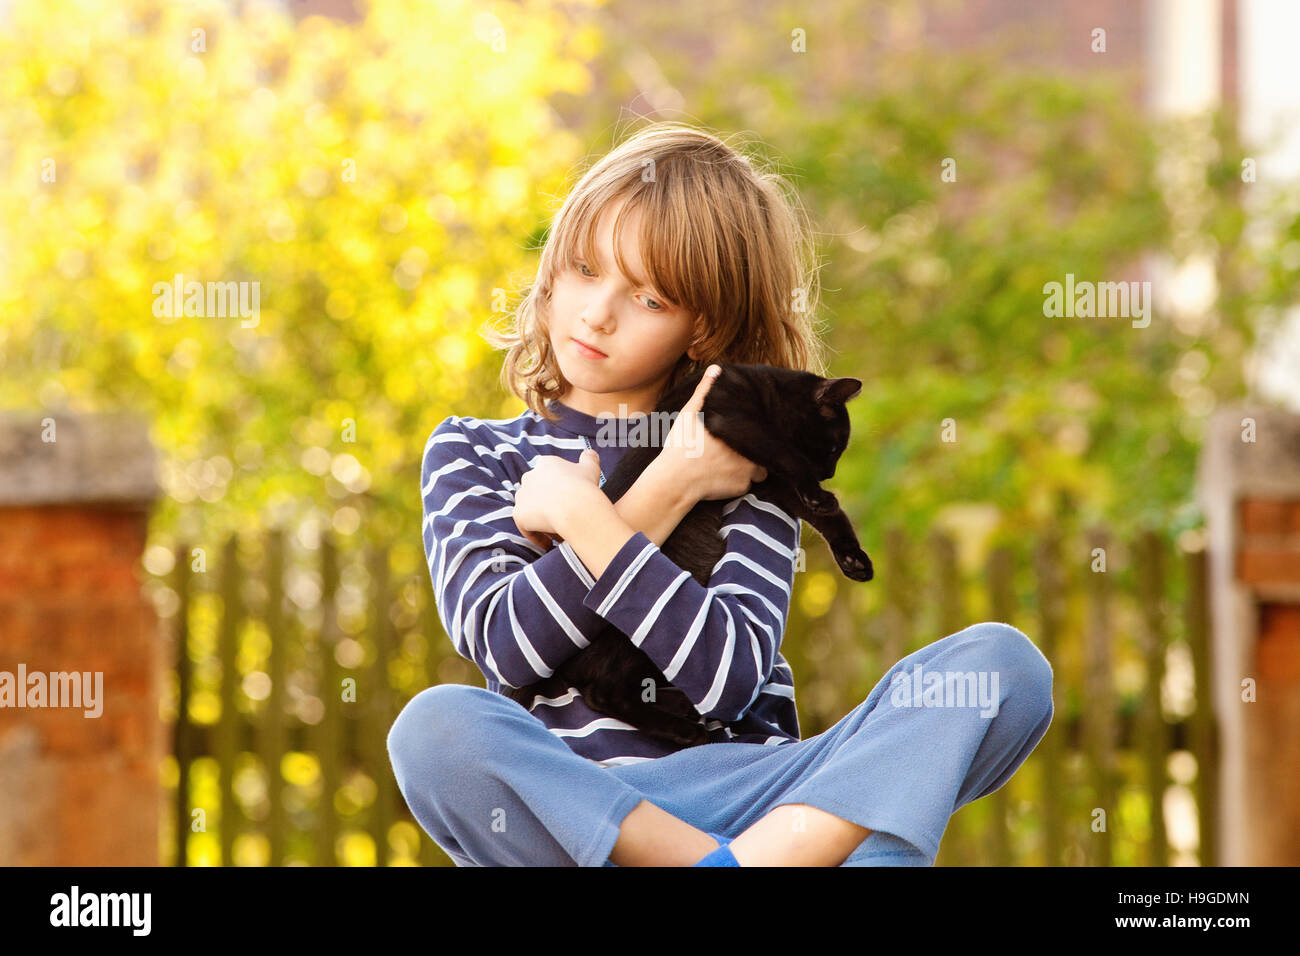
[1239,0,1300,410]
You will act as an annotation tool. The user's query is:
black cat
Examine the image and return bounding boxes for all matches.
[503,362,872,748]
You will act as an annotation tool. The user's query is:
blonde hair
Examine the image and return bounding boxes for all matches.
[482,120,831,421]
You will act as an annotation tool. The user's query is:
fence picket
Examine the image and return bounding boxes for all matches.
[1185,546,1216,866]
[217,534,241,866]
[929,529,977,867]
[419,596,450,867]
[316,533,341,866]
[987,544,1015,866]
[172,542,193,867]
[1136,529,1169,865]
[1034,530,1065,867]
[1084,526,1116,867]
[368,547,396,866]
[262,530,287,866]
[879,526,910,666]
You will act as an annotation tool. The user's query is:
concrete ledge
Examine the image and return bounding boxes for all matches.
[0,412,158,507]
[1198,405,1300,502]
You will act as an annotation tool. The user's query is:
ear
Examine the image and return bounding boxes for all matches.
[815,377,863,405]
[686,316,711,364]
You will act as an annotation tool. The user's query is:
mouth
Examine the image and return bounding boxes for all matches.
[572,337,608,359]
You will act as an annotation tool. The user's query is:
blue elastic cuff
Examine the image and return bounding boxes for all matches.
[693,842,740,866]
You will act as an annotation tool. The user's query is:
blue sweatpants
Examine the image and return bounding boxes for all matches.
[386,621,1054,866]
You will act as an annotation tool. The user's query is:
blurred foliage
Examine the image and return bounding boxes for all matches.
[571,0,1300,550]
[3,0,1297,561]
[0,0,600,557]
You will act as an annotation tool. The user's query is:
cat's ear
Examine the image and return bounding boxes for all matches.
[815,377,862,405]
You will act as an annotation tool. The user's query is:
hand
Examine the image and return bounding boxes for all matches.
[654,364,767,506]
[512,448,604,552]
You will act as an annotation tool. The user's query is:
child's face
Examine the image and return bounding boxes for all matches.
[548,196,698,419]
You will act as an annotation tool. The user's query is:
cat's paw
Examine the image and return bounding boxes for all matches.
[837,548,874,582]
[800,487,838,515]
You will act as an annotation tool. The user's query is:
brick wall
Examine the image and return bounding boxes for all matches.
[1198,407,1300,865]
[0,415,160,866]
[1237,498,1300,586]
[1237,497,1300,680]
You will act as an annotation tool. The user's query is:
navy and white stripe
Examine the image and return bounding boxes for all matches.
[420,398,804,767]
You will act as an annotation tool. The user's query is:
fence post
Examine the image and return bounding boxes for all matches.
[0,413,162,865]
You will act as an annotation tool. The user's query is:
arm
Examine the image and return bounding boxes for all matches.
[611,457,699,548]
[555,487,802,724]
[422,418,642,689]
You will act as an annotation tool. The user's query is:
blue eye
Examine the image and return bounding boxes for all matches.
[575,260,594,277]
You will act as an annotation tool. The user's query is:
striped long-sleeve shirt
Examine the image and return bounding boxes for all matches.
[420,397,804,767]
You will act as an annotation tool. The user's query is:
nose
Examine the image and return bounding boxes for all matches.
[581,306,614,337]
[580,286,616,335]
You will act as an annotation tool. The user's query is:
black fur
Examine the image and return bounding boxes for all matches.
[503,362,871,747]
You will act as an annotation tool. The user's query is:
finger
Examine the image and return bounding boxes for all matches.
[675,364,721,445]
[681,363,722,414]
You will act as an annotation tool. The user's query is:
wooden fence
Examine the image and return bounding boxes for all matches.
[155,523,1216,866]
